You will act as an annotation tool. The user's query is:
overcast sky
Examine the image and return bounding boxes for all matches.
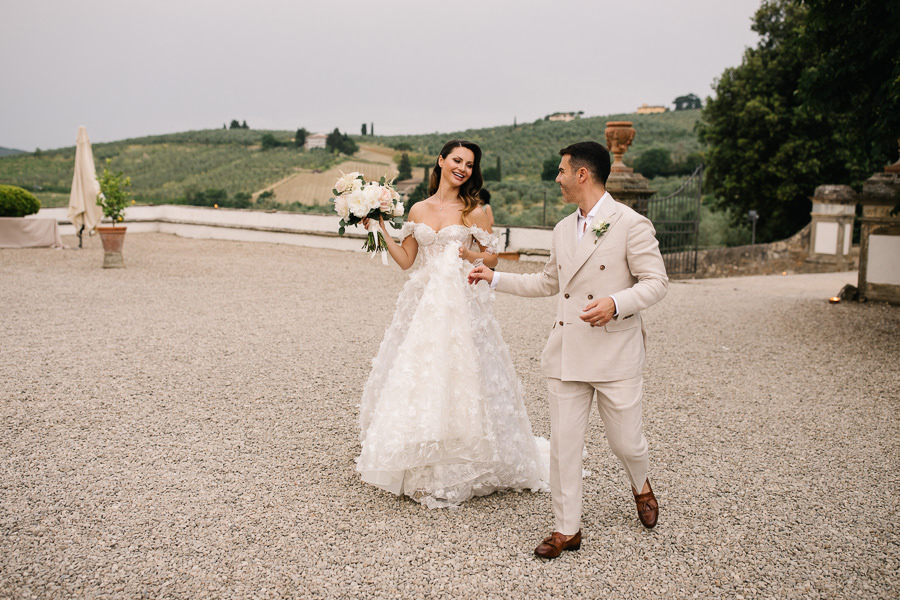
[1,0,763,152]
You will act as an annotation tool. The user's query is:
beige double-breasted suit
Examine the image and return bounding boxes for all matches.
[495,193,668,534]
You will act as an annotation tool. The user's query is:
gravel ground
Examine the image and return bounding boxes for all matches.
[1,233,898,600]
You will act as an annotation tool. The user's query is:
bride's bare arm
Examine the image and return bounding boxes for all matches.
[375,202,427,270]
[379,217,418,270]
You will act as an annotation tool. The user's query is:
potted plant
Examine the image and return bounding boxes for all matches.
[95,159,132,268]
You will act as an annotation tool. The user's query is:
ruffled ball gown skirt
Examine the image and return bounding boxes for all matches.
[356,223,547,508]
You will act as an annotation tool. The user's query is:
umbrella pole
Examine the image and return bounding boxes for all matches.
[77,225,84,249]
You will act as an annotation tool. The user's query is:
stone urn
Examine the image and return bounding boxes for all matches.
[96,226,127,268]
[605,121,636,173]
[604,121,654,214]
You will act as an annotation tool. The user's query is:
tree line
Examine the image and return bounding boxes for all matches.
[257,127,359,155]
[699,0,899,242]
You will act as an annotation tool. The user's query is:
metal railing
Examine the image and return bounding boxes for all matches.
[647,165,703,275]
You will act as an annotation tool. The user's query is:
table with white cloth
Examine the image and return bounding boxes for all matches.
[0,217,64,248]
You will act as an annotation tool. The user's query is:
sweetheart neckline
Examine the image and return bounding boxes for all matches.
[408,222,479,235]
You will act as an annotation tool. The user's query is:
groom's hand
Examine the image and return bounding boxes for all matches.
[468,265,493,285]
[581,297,615,327]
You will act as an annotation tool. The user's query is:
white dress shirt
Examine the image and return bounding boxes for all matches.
[576,192,608,243]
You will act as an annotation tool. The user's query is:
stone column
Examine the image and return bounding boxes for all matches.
[807,184,857,270]
[857,154,900,304]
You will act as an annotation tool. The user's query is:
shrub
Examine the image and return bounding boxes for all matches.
[633,148,672,178]
[541,156,559,181]
[260,133,281,150]
[96,160,133,225]
[0,184,41,217]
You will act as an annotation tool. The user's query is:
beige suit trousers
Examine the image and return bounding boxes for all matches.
[548,376,649,535]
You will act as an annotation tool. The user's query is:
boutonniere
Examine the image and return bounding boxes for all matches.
[592,220,610,244]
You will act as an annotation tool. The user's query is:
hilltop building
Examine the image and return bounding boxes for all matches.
[546,112,582,122]
[305,133,327,150]
[636,104,668,115]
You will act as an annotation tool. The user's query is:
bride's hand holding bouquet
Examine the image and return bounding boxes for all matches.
[332,172,404,261]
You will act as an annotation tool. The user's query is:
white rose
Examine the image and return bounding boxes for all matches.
[335,171,362,194]
[392,201,405,217]
[347,189,370,218]
[363,183,382,212]
[333,195,349,220]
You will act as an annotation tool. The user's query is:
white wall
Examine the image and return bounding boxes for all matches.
[37,205,553,260]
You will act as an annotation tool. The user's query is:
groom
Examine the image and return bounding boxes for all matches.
[468,141,668,558]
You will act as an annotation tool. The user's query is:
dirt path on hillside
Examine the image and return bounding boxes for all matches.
[260,144,424,206]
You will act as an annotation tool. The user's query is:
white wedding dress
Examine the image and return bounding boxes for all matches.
[356,221,548,508]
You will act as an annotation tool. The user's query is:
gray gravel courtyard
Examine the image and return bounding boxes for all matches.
[1,232,898,599]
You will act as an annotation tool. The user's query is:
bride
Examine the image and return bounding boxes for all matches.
[356,139,547,508]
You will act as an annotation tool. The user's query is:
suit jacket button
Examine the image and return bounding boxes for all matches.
[599,265,606,270]
[559,321,564,326]
[587,294,593,300]
[564,293,570,299]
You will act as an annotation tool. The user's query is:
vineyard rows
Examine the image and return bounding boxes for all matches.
[268,154,399,206]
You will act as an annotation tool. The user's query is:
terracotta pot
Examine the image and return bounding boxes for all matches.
[96,225,127,268]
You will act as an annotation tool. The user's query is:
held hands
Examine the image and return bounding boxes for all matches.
[467,265,493,286]
[581,297,616,327]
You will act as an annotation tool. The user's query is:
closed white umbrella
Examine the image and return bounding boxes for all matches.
[67,126,102,248]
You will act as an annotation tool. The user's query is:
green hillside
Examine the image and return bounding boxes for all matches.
[0,111,704,222]
[0,129,337,208]
[381,109,703,181]
[379,110,705,227]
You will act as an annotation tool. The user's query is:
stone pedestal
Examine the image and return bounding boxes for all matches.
[807,184,856,270]
[857,170,900,304]
[606,172,656,215]
[604,121,655,214]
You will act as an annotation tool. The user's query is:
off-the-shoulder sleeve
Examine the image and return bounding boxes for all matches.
[398,221,416,241]
[470,226,501,254]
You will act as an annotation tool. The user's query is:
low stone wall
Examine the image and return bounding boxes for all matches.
[39,206,859,279]
[35,206,557,261]
[685,224,859,279]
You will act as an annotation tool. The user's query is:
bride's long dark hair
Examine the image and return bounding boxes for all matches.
[428,139,483,225]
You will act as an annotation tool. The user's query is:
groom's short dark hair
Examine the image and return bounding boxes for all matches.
[559,141,611,185]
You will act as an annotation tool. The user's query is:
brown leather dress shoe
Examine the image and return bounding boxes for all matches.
[633,481,659,529]
[534,530,582,559]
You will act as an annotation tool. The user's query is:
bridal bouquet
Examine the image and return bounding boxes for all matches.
[332,171,405,260]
